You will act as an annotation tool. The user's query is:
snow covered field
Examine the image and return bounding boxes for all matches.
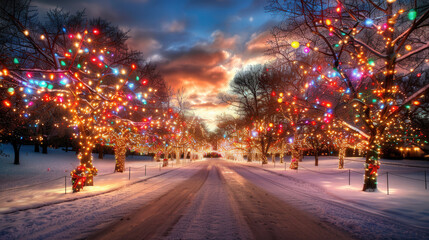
[0,144,190,214]
[1,144,428,239]
[238,155,429,229]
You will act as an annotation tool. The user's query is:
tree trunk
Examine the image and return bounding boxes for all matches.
[176,150,180,164]
[338,145,346,169]
[280,153,284,163]
[65,136,69,152]
[98,144,104,159]
[298,150,303,162]
[247,149,252,162]
[314,150,319,166]
[261,153,268,164]
[165,149,170,161]
[114,144,126,172]
[34,142,40,152]
[42,135,48,154]
[154,151,161,162]
[362,135,380,191]
[12,141,21,165]
[78,135,95,186]
[290,143,300,169]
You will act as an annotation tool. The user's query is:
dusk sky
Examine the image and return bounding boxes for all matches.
[33,0,280,129]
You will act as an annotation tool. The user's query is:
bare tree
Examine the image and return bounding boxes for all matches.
[221,65,281,164]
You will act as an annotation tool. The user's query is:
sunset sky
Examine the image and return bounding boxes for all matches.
[33,0,279,130]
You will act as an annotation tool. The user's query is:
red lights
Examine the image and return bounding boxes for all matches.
[3,100,11,107]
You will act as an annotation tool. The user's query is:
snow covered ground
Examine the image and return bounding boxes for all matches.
[0,144,190,214]
[236,155,429,230]
[1,144,428,239]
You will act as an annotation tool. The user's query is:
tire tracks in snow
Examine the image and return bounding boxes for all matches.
[88,163,211,240]
[220,163,353,240]
[164,162,252,240]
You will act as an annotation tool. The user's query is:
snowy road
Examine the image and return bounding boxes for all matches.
[90,160,352,240]
[2,159,429,240]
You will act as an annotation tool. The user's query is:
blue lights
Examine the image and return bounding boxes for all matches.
[60,78,68,85]
[364,18,374,26]
[39,81,47,88]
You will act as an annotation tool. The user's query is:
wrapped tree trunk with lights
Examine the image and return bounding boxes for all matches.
[363,134,381,190]
[114,139,127,173]
[338,145,346,169]
[75,125,97,186]
[176,149,180,164]
[289,141,301,169]
[154,150,161,162]
[337,137,350,169]
[247,149,253,162]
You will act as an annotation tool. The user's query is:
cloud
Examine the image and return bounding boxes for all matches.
[210,31,240,50]
[162,20,186,33]
[158,30,240,92]
[128,27,194,56]
[157,29,275,127]
[127,35,162,55]
[245,30,272,58]
[192,102,229,108]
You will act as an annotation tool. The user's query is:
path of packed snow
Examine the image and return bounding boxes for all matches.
[165,162,252,240]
